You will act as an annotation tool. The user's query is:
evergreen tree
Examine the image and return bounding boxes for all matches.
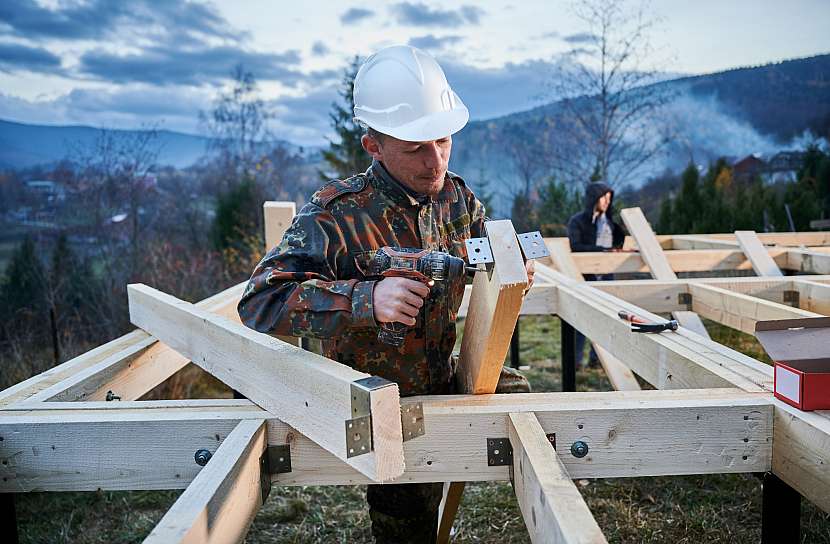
[212,177,262,251]
[320,57,371,179]
[672,163,701,233]
[1,237,44,319]
[536,178,583,236]
[656,196,673,234]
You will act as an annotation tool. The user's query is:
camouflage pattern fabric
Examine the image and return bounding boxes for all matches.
[238,160,486,396]
[366,482,444,543]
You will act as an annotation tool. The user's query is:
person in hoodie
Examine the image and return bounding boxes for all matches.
[566,181,625,367]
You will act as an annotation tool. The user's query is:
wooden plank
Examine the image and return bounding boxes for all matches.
[441,220,528,542]
[458,284,556,317]
[145,419,266,544]
[670,236,740,250]
[127,283,404,483]
[620,208,711,338]
[457,219,528,394]
[793,280,830,315]
[263,201,296,250]
[735,230,783,277]
[563,247,788,275]
[772,401,830,513]
[20,282,246,404]
[508,412,607,544]
[540,245,641,392]
[0,390,773,491]
[688,283,819,335]
[787,248,830,274]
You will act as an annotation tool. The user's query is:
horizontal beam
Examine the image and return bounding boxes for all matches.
[509,412,607,543]
[0,390,772,492]
[127,284,404,483]
[459,284,556,317]
[145,419,266,544]
[792,280,830,315]
[787,249,830,274]
[671,232,830,246]
[670,236,739,250]
[569,248,788,275]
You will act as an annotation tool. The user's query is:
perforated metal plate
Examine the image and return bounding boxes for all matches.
[517,231,550,260]
[345,415,372,458]
[465,237,494,264]
[401,402,425,441]
[487,437,513,466]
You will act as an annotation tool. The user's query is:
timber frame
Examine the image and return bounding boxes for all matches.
[1,203,829,544]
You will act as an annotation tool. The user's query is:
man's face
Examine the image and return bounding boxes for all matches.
[361,133,452,196]
[596,191,612,214]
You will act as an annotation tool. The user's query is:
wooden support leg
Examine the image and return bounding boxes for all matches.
[762,472,801,544]
[510,320,520,369]
[437,482,466,543]
[0,494,18,544]
[561,319,576,392]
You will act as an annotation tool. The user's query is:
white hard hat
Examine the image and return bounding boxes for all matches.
[353,45,469,142]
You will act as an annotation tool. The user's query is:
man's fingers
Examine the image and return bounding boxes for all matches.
[403,293,424,309]
[401,278,430,298]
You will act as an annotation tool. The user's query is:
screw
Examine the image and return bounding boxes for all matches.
[570,440,589,458]
[194,449,212,466]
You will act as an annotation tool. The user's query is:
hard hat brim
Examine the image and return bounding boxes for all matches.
[375,106,469,142]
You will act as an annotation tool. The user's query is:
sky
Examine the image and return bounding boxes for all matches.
[0,0,828,146]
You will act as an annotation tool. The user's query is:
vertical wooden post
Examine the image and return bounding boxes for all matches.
[762,471,801,544]
[263,201,296,250]
[561,319,576,392]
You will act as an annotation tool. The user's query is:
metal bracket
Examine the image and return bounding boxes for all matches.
[487,437,513,466]
[783,290,800,307]
[678,292,692,307]
[517,231,550,260]
[465,237,494,265]
[546,433,557,450]
[401,402,425,441]
[346,376,396,458]
[345,416,372,458]
[259,444,292,503]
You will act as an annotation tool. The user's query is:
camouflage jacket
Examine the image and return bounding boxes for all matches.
[238,160,486,396]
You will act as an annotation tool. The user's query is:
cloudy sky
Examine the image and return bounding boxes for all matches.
[1,0,828,145]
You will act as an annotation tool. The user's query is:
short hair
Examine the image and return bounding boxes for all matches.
[364,126,386,144]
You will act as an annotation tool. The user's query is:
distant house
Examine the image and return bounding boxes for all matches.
[732,154,765,181]
[730,151,804,184]
[24,179,66,203]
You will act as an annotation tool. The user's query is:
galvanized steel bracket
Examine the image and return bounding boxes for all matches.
[400,402,425,442]
[517,231,550,260]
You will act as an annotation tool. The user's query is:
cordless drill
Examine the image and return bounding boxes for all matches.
[367,246,468,346]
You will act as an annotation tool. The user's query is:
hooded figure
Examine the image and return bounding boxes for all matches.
[566,181,625,253]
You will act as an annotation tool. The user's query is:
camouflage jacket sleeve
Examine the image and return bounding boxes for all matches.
[237,203,376,339]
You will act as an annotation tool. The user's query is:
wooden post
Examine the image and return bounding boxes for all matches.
[561,319,576,392]
[761,472,801,544]
[263,201,296,250]
[438,219,528,543]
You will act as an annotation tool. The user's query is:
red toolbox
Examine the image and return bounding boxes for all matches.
[755,317,830,411]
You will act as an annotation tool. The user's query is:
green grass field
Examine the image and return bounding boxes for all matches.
[16,316,830,543]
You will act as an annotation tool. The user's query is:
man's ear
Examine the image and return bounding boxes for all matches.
[361,134,383,162]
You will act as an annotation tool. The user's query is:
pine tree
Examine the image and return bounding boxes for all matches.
[320,57,371,179]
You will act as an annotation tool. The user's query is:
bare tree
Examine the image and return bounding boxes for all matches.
[550,0,673,187]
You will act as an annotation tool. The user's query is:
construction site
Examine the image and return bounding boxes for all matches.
[1,201,829,543]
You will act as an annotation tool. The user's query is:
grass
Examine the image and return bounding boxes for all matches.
[15,315,830,543]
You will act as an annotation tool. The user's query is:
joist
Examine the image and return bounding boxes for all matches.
[145,419,266,544]
[675,232,830,246]
[458,284,556,317]
[541,245,641,392]
[564,247,788,275]
[735,230,783,277]
[440,219,528,542]
[0,390,773,492]
[127,284,404,482]
[688,283,820,335]
[787,248,830,274]
[792,279,830,314]
[263,201,296,250]
[620,207,711,338]
[508,412,608,544]
[670,235,740,250]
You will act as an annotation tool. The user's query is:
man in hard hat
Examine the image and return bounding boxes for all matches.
[238,45,531,543]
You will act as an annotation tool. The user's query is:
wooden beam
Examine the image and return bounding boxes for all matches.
[145,419,266,544]
[508,412,607,544]
[440,220,528,542]
[620,208,711,338]
[792,279,830,315]
[773,400,830,513]
[457,220,528,394]
[0,390,773,492]
[263,201,296,250]
[127,284,405,483]
[458,284,556,317]
[670,236,740,250]
[540,247,641,392]
[787,248,830,274]
[21,282,247,404]
[735,231,783,277]
[676,232,830,246]
[688,283,820,335]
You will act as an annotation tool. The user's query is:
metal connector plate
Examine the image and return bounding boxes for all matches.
[345,415,372,458]
[401,402,425,441]
[351,376,395,418]
[487,437,513,466]
[517,231,550,260]
[465,237,494,264]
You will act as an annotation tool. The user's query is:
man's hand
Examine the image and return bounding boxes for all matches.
[373,277,431,326]
[524,259,535,294]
